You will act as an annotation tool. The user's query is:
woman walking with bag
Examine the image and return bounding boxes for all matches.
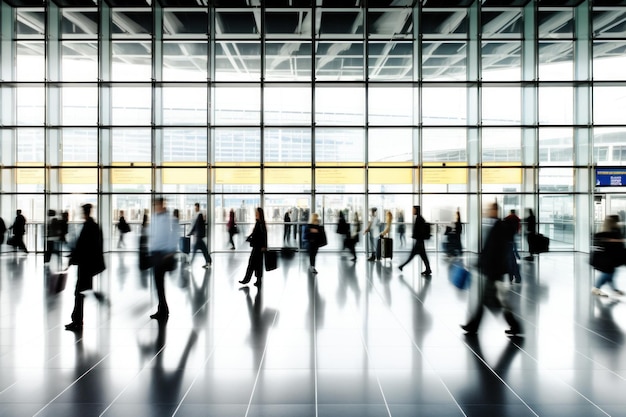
[239,207,267,287]
[227,209,237,250]
[591,215,625,297]
[307,213,324,274]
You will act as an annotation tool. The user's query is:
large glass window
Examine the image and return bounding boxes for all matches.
[1,2,621,254]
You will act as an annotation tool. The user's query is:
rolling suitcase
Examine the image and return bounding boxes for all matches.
[379,237,393,260]
[530,233,549,254]
[47,269,68,294]
[179,236,191,254]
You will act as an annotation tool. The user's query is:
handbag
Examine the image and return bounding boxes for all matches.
[590,245,615,273]
[318,226,328,247]
[264,250,278,271]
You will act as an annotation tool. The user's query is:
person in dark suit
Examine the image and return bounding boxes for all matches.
[227,209,237,250]
[337,210,356,261]
[524,208,537,261]
[398,205,431,276]
[9,209,28,253]
[65,203,106,332]
[188,202,211,268]
[0,216,6,245]
[504,210,522,284]
[239,207,267,287]
[117,209,130,248]
[461,202,522,336]
[283,210,291,243]
[44,209,61,263]
[148,197,178,320]
[591,215,625,297]
[306,213,323,274]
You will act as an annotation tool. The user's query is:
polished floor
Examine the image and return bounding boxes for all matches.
[0,247,625,417]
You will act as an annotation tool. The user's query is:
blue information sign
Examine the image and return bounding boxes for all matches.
[596,168,626,187]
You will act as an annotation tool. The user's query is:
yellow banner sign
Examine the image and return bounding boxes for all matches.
[214,168,260,185]
[61,162,98,184]
[111,162,151,184]
[482,162,522,184]
[369,162,412,184]
[265,168,311,184]
[422,162,467,184]
[16,163,44,185]
[316,168,363,184]
[162,162,207,185]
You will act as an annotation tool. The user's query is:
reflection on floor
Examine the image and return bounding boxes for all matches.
[0,249,625,417]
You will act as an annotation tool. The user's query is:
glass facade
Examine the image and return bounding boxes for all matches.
[1,0,626,254]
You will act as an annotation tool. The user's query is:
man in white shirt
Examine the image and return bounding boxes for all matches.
[149,197,177,320]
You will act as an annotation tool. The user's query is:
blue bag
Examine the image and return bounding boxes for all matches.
[449,261,471,290]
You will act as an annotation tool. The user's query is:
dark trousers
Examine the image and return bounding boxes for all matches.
[13,235,28,253]
[507,242,521,281]
[309,243,319,267]
[344,235,356,258]
[228,231,235,248]
[71,268,94,325]
[244,247,264,282]
[400,239,431,272]
[284,225,290,241]
[191,237,211,264]
[152,252,170,315]
[44,239,60,263]
[465,274,520,332]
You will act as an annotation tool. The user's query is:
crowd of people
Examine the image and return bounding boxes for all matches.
[1,201,623,338]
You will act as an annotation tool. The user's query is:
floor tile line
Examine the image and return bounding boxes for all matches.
[33,353,111,417]
[243,277,289,417]
[312,274,319,417]
[171,345,218,417]
[460,340,540,417]
[573,347,626,382]
[98,342,167,416]
[365,272,469,417]
[500,336,614,416]
[358,331,393,417]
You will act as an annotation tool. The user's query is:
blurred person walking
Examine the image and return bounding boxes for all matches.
[188,202,212,268]
[44,210,62,263]
[117,210,131,248]
[524,208,537,261]
[148,197,178,320]
[283,210,291,243]
[376,210,393,261]
[398,206,432,276]
[461,202,522,336]
[504,209,521,260]
[336,210,356,261]
[65,204,106,332]
[227,209,237,250]
[396,209,406,248]
[504,210,522,284]
[363,208,380,262]
[0,216,6,245]
[591,215,625,297]
[306,213,324,274]
[8,209,28,253]
[239,207,267,287]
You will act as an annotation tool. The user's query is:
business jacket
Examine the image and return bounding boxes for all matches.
[478,218,509,279]
[242,220,268,282]
[70,217,105,290]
